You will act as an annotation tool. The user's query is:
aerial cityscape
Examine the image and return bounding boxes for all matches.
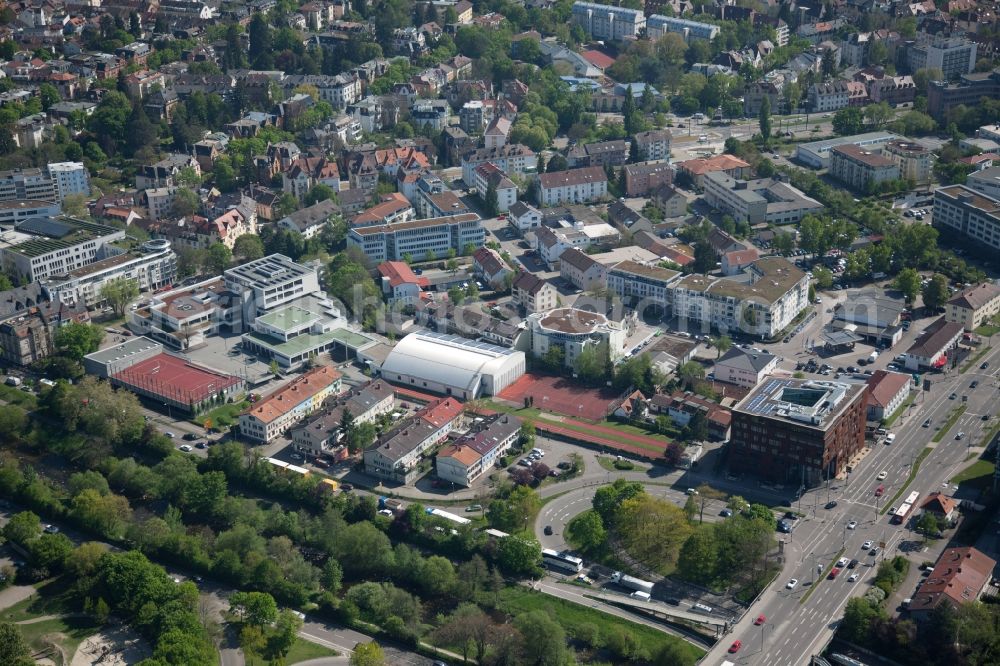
[0,0,998,664]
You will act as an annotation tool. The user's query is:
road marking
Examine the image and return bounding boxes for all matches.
[299,631,353,655]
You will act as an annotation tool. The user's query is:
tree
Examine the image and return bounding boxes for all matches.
[677,528,719,584]
[446,258,458,274]
[593,478,644,526]
[832,107,865,136]
[711,335,732,359]
[676,361,705,389]
[812,266,834,289]
[248,13,273,69]
[350,641,385,666]
[233,234,265,261]
[575,341,608,385]
[0,622,33,666]
[304,183,337,206]
[693,241,716,274]
[207,243,233,274]
[922,274,949,312]
[125,103,157,157]
[484,183,499,217]
[515,611,566,666]
[2,511,40,546]
[496,535,542,576]
[89,91,132,155]
[758,96,771,145]
[545,154,568,173]
[615,495,693,573]
[268,609,302,659]
[863,101,893,129]
[171,187,200,218]
[893,267,921,304]
[100,277,139,317]
[773,231,795,256]
[683,495,698,522]
[230,590,278,627]
[567,511,606,551]
[448,286,464,305]
[54,322,104,361]
[840,598,881,644]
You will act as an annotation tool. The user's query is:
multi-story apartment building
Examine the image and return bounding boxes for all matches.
[907,36,977,80]
[437,414,522,487]
[566,140,629,169]
[0,200,62,226]
[239,365,343,443]
[633,130,672,162]
[729,377,868,486]
[646,14,719,41]
[808,80,865,112]
[291,380,395,456]
[702,172,823,224]
[347,213,484,262]
[670,257,809,338]
[829,144,900,192]
[559,248,606,291]
[461,144,536,186]
[41,239,176,308]
[933,185,1000,253]
[606,260,681,312]
[537,167,608,206]
[882,140,931,184]
[623,161,673,197]
[0,217,126,283]
[945,282,1000,331]
[144,187,178,222]
[472,162,518,212]
[47,162,91,201]
[676,154,751,188]
[512,272,558,314]
[363,397,464,484]
[571,1,645,40]
[0,300,89,366]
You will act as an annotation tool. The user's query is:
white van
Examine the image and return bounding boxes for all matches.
[692,603,713,614]
[630,591,651,602]
[885,433,896,444]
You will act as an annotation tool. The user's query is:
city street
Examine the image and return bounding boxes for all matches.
[701,341,1000,666]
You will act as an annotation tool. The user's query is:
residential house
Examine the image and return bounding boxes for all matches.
[713,347,778,388]
[946,283,1000,331]
[509,201,542,231]
[436,414,522,486]
[276,199,339,239]
[623,161,673,197]
[238,365,344,443]
[473,247,513,289]
[865,370,911,422]
[559,248,606,291]
[512,272,558,314]
[537,167,608,206]
[634,130,672,161]
[378,260,430,305]
[650,183,687,218]
[721,248,760,276]
[908,547,996,620]
[363,397,465,484]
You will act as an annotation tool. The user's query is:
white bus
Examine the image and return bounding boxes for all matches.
[542,548,583,573]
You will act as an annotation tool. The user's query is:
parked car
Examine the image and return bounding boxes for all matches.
[179,444,192,452]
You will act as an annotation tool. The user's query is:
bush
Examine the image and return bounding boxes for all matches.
[613,459,635,471]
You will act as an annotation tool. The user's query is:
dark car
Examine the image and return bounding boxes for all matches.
[195,441,206,449]
[182,433,198,441]
[666,597,681,606]
[982,362,990,370]
[848,559,859,569]
[340,483,354,491]
[971,380,979,388]
[544,525,553,535]
[825,501,839,509]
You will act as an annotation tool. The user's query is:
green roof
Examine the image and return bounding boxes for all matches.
[246,328,374,359]
[256,306,319,332]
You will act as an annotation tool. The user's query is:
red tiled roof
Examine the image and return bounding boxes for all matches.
[378,260,429,288]
[865,370,911,408]
[580,49,616,70]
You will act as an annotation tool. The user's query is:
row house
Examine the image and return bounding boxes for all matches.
[363,397,464,484]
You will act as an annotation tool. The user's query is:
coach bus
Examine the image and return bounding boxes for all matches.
[542,548,584,573]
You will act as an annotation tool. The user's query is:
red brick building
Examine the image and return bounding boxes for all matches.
[729,377,868,486]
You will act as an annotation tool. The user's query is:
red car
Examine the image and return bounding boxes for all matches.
[729,640,742,654]
[874,484,885,497]
[754,614,766,625]
[829,567,841,579]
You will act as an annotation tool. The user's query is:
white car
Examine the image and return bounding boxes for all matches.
[179,444,192,452]
[837,557,850,568]
[164,431,175,439]
[786,579,798,590]
[862,540,874,550]
[848,573,859,582]
[877,471,888,481]
[847,521,857,530]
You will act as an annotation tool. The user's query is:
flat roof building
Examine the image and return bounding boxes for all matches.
[347,213,484,263]
[702,172,822,225]
[933,185,1000,254]
[794,131,902,169]
[0,217,126,283]
[730,377,868,485]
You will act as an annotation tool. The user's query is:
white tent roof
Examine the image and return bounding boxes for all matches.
[381,331,522,393]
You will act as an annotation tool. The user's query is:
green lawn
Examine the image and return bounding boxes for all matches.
[975,324,1000,337]
[285,636,339,664]
[950,459,996,489]
[932,406,967,443]
[0,383,38,410]
[961,347,992,373]
[17,615,102,664]
[499,587,703,662]
[883,393,916,428]
[195,399,249,428]
[596,456,648,472]
[0,579,78,623]
[882,447,932,514]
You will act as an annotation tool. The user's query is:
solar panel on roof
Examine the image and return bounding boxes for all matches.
[16,217,74,238]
